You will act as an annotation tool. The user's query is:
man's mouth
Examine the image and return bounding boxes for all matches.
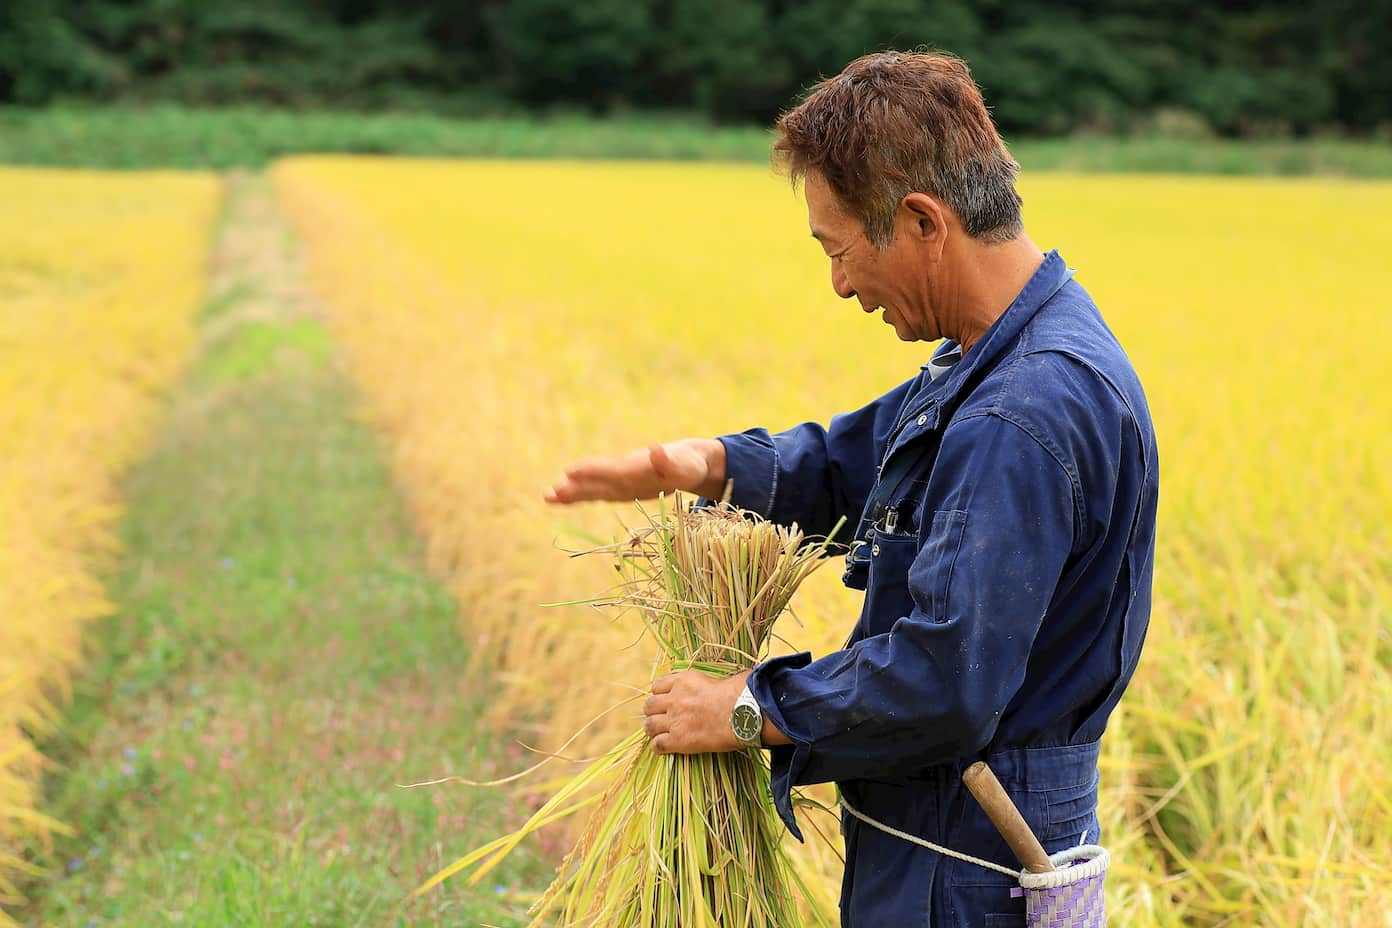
[863,303,893,325]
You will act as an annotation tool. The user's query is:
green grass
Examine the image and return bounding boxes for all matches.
[23,176,546,927]
[4,104,1392,176]
[199,319,333,382]
[1009,133,1392,177]
[0,105,777,170]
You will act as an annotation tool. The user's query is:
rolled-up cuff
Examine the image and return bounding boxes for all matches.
[711,431,779,518]
[748,650,815,841]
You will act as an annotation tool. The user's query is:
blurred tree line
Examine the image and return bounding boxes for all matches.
[2,0,1387,137]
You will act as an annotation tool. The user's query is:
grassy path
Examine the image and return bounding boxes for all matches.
[27,175,543,926]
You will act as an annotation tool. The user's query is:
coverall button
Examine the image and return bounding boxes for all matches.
[872,543,881,556]
[916,414,928,425]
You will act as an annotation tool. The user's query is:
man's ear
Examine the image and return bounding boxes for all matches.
[900,192,949,259]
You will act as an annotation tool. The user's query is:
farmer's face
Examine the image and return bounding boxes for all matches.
[805,171,941,343]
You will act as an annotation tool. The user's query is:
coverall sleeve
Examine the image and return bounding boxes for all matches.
[745,412,1080,838]
[714,374,922,540]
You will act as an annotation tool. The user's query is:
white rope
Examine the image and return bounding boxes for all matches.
[838,794,1022,879]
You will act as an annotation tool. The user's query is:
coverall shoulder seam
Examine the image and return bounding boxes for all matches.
[949,409,1085,536]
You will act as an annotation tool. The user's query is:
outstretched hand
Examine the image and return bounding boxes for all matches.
[543,438,726,504]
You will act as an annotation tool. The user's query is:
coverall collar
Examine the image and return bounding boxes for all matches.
[920,249,1072,404]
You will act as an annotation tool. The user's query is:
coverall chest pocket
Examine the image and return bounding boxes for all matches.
[858,530,920,639]
[853,506,969,641]
[917,509,969,624]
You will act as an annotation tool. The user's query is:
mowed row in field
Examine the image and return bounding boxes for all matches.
[275,157,1392,926]
[0,168,220,918]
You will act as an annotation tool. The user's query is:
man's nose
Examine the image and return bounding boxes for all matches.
[832,264,855,300]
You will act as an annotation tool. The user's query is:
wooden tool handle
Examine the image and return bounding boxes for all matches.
[963,761,1054,874]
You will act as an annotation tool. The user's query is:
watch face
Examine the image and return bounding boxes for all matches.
[732,704,760,742]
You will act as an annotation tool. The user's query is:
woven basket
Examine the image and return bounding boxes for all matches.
[1014,845,1110,927]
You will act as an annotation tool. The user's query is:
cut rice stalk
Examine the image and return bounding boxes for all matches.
[418,495,843,926]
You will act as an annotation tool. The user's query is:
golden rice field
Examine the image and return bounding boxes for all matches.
[0,167,220,917]
[275,156,1392,927]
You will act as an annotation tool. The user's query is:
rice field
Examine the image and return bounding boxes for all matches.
[272,156,1392,926]
[4,152,1388,925]
[0,167,220,918]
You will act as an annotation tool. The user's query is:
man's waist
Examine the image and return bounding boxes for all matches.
[838,741,1102,852]
[959,740,1102,790]
[842,740,1101,791]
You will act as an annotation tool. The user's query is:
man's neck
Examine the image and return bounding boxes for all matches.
[950,235,1046,355]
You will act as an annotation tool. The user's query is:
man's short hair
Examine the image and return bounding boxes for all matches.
[773,50,1024,248]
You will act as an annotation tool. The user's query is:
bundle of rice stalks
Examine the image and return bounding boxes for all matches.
[417,496,843,927]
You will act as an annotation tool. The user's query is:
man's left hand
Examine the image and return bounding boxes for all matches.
[643,669,751,755]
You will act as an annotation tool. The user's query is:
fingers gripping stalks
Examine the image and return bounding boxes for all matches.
[415,496,844,927]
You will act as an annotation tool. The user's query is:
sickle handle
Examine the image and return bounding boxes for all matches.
[963,761,1054,874]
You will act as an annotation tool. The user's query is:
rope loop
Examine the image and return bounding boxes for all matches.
[837,794,1022,879]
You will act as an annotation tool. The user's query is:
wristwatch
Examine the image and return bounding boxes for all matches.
[731,684,764,749]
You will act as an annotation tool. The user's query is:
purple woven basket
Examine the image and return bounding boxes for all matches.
[1015,845,1110,928]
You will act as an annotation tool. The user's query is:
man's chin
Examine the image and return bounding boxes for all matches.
[889,319,916,341]
[879,309,918,341]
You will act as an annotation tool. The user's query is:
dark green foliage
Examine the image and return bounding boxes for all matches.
[0,0,119,104]
[1,0,1388,136]
[485,0,652,108]
[648,0,793,123]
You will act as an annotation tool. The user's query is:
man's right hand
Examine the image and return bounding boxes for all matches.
[543,438,727,504]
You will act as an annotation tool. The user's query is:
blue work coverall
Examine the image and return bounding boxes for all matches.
[715,251,1159,926]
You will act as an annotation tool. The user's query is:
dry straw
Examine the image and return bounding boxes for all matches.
[0,168,219,922]
[283,160,1392,924]
[416,496,843,927]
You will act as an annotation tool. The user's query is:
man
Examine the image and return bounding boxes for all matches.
[545,51,1158,926]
